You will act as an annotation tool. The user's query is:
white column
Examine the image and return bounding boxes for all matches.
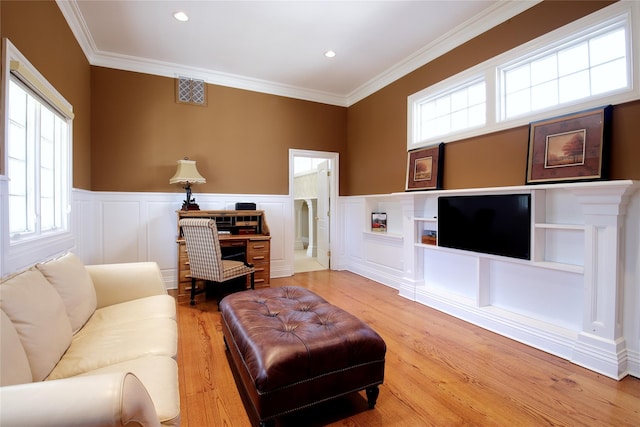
[306,199,317,257]
[399,194,422,300]
[570,181,638,378]
[294,200,304,250]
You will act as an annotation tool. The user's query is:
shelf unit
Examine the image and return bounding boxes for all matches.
[408,187,589,274]
[345,180,639,379]
[413,217,437,246]
[363,194,405,236]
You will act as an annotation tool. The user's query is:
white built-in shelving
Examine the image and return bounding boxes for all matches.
[341,180,639,380]
[410,190,586,273]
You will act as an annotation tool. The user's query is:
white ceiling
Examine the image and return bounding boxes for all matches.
[57,1,538,106]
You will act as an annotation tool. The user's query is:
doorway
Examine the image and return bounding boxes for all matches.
[289,149,338,274]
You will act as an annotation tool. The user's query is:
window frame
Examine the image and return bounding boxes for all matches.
[412,75,487,143]
[408,1,640,150]
[1,38,74,276]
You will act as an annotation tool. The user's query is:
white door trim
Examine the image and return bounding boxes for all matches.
[289,149,339,271]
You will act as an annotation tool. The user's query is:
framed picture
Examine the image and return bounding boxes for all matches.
[371,212,387,232]
[406,143,444,191]
[526,105,612,184]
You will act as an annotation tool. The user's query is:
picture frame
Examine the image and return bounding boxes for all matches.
[371,212,387,232]
[406,142,444,191]
[421,230,437,245]
[525,105,612,185]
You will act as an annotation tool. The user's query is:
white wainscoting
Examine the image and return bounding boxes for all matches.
[337,181,640,380]
[21,182,639,380]
[71,190,294,288]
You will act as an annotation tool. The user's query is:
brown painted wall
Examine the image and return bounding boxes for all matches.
[1,0,92,189]
[90,68,347,195]
[3,1,639,197]
[345,0,640,195]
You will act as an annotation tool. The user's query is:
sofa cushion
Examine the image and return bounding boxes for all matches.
[86,262,168,308]
[36,252,97,333]
[75,294,176,337]
[0,269,73,381]
[47,317,178,379]
[0,309,32,386]
[78,355,181,427]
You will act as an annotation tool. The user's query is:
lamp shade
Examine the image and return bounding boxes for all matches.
[169,159,206,185]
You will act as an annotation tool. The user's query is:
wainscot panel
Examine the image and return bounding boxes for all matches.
[72,191,294,289]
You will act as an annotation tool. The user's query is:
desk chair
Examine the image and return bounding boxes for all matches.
[179,218,255,306]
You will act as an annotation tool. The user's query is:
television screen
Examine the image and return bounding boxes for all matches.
[437,194,531,260]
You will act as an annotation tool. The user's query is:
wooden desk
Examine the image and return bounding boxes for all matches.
[176,210,271,302]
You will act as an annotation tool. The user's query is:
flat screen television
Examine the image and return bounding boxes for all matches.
[437,194,531,260]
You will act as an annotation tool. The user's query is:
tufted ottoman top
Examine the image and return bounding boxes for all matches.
[219,286,386,394]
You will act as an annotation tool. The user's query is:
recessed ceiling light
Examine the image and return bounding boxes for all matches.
[173,11,189,22]
[324,50,336,58]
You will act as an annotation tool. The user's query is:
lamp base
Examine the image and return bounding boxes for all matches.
[180,186,200,210]
[181,201,200,211]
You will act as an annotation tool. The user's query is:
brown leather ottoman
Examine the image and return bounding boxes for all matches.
[219,286,386,427]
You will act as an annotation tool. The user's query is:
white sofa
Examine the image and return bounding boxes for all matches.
[0,253,180,427]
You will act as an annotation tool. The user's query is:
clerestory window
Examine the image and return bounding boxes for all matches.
[499,17,629,120]
[415,78,486,142]
[408,1,638,149]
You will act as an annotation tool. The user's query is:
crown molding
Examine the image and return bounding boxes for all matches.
[89,50,348,107]
[56,0,97,63]
[57,0,540,107]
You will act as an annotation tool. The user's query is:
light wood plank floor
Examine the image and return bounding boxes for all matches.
[173,270,640,426]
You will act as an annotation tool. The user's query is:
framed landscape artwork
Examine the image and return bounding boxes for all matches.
[406,143,444,191]
[526,105,612,184]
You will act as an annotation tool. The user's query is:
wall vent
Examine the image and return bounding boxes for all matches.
[176,76,207,106]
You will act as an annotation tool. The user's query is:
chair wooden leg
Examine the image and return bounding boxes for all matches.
[250,272,255,290]
[216,282,222,311]
[190,277,197,305]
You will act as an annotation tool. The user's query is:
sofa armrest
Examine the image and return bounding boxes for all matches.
[0,372,161,427]
[86,262,168,309]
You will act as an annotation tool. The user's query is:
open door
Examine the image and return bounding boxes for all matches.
[316,160,330,268]
[290,149,338,275]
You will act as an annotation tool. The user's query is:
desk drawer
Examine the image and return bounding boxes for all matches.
[248,240,270,287]
[247,241,269,261]
[248,254,269,265]
[220,240,247,248]
[253,264,270,286]
[248,241,269,253]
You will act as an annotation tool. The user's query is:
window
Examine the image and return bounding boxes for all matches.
[2,39,74,275]
[8,79,70,240]
[414,78,486,142]
[408,1,639,149]
[499,19,629,120]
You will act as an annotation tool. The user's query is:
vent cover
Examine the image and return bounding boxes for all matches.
[176,76,207,106]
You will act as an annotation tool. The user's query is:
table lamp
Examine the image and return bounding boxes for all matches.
[170,158,206,210]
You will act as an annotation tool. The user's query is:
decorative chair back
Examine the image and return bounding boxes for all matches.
[179,218,224,282]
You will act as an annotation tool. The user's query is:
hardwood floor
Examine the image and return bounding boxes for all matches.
[173,270,640,426]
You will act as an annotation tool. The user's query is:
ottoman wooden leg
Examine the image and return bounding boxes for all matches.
[366,386,380,409]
